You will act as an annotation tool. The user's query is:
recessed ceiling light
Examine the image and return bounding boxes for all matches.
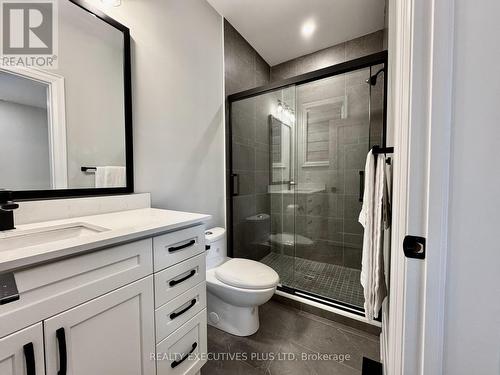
[301,20,316,38]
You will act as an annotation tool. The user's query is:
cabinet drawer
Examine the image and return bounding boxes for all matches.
[154,225,205,272]
[156,282,206,343]
[156,309,207,375]
[155,254,205,308]
[0,239,153,339]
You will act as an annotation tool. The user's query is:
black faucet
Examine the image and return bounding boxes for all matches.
[0,190,19,231]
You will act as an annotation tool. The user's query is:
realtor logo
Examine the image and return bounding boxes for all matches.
[1,0,58,68]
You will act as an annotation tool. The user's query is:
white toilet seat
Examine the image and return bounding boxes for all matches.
[206,269,276,296]
[215,258,279,290]
[206,267,278,336]
[205,258,279,336]
[204,226,280,336]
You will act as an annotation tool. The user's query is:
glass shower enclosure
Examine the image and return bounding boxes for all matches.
[228,52,387,314]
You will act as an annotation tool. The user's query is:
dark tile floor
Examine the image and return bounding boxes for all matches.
[261,252,365,308]
[201,300,380,375]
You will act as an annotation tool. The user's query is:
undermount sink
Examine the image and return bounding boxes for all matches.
[0,223,109,252]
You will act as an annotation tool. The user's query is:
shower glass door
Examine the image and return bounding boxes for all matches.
[291,67,381,310]
[229,53,386,313]
[230,86,296,278]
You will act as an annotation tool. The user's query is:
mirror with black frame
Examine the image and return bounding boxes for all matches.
[270,115,293,184]
[0,0,132,199]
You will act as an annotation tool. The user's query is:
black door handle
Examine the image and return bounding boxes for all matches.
[23,342,36,375]
[359,171,365,202]
[170,299,196,320]
[169,270,196,287]
[171,342,197,369]
[232,174,239,196]
[56,328,67,375]
[403,235,426,259]
[168,240,196,253]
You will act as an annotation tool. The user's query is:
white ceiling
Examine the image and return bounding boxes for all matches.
[207,0,386,66]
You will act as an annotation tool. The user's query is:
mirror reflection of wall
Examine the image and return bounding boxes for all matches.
[57,0,126,189]
[0,0,128,192]
[0,73,50,190]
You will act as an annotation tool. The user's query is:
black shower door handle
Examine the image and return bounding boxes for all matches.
[359,171,365,202]
[232,174,239,196]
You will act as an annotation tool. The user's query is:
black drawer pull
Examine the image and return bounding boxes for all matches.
[56,328,67,375]
[168,240,196,253]
[23,342,36,375]
[170,299,196,320]
[169,270,196,287]
[171,342,197,369]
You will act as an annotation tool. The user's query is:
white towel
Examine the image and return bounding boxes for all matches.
[359,151,388,321]
[359,150,375,319]
[95,166,126,188]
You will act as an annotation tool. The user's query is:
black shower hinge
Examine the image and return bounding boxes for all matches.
[403,235,426,259]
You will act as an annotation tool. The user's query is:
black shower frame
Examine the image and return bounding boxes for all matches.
[226,51,388,315]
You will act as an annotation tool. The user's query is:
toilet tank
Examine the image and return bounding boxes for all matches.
[205,227,226,269]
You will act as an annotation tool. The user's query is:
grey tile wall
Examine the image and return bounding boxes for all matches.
[231,96,273,261]
[224,20,272,260]
[270,30,384,82]
[268,32,384,271]
[224,20,270,95]
[267,71,371,270]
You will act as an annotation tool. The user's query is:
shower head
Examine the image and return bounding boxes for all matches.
[366,68,385,86]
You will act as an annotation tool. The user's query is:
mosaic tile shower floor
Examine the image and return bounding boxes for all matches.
[260,252,365,308]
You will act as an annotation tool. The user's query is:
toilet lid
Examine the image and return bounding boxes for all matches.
[215,258,279,290]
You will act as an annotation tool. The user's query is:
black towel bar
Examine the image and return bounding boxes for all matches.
[372,145,394,155]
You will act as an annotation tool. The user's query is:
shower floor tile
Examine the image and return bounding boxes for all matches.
[261,252,365,309]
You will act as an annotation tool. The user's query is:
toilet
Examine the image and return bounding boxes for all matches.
[205,227,279,336]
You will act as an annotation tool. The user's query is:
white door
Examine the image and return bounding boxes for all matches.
[386,0,454,373]
[44,276,155,375]
[0,323,45,375]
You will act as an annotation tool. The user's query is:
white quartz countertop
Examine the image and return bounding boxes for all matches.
[0,208,211,273]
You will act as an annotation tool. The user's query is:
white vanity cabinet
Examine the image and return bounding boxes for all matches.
[0,213,209,375]
[0,323,45,375]
[44,276,155,375]
[153,224,208,374]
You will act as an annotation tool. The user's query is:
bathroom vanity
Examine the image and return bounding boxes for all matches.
[0,195,210,375]
[0,2,211,373]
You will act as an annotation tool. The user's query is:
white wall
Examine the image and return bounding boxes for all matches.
[0,101,50,190]
[443,1,500,374]
[88,0,225,227]
[56,0,126,188]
